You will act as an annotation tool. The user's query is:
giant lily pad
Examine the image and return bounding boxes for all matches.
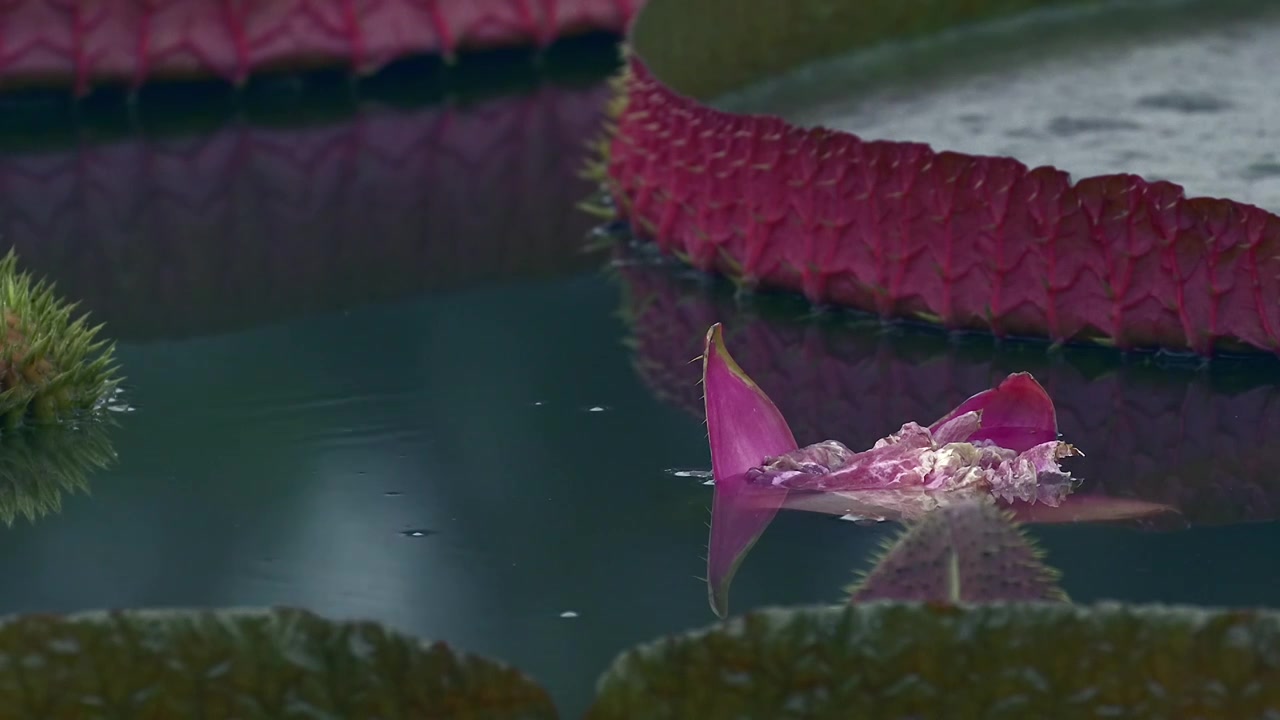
[0,607,557,719]
[602,0,1280,354]
[587,602,1280,718]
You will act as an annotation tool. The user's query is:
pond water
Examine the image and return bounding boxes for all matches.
[1,31,1280,717]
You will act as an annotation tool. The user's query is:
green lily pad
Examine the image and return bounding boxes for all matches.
[587,602,1280,719]
[628,0,1092,102]
[0,607,557,719]
[849,499,1069,603]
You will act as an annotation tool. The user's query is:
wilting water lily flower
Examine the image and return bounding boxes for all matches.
[745,375,1080,506]
[702,322,1084,616]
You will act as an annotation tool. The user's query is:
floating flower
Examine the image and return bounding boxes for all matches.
[702,322,1081,616]
[744,373,1080,507]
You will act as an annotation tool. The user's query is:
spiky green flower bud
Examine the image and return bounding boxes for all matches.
[0,250,121,427]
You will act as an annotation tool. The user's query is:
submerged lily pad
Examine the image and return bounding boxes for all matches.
[587,602,1280,719]
[0,607,557,719]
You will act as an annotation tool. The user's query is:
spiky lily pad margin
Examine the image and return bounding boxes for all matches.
[588,0,1280,356]
[0,250,121,428]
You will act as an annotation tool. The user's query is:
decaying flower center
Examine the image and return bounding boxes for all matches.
[744,411,1079,506]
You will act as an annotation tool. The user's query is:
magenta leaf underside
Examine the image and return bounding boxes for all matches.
[0,1,635,93]
[609,59,1280,355]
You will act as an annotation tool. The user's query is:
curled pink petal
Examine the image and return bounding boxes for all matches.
[1007,494,1182,527]
[703,323,797,618]
[703,323,798,480]
[930,411,983,445]
[930,372,1058,452]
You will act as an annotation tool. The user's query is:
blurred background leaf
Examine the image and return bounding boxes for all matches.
[0,607,558,719]
[588,601,1280,719]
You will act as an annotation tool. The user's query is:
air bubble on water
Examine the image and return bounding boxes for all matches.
[665,468,713,482]
[102,387,135,413]
[533,401,545,406]
[586,405,608,412]
[400,529,436,538]
[559,611,579,619]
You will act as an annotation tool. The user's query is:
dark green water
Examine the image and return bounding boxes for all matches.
[1,41,1280,717]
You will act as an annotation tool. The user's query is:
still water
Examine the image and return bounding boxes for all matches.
[0,36,1279,717]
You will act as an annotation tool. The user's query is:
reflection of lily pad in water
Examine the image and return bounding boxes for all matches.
[849,500,1068,603]
[0,418,116,525]
[588,602,1280,719]
[1,79,614,341]
[0,607,556,718]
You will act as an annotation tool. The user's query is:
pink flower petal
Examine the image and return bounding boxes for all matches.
[1006,494,1182,526]
[703,323,797,617]
[930,411,983,445]
[930,372,1058,452]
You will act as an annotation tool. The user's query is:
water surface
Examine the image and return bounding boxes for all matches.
[1,36,1279,717]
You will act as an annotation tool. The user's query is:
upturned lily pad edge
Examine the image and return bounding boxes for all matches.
[587,0,1280,356]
